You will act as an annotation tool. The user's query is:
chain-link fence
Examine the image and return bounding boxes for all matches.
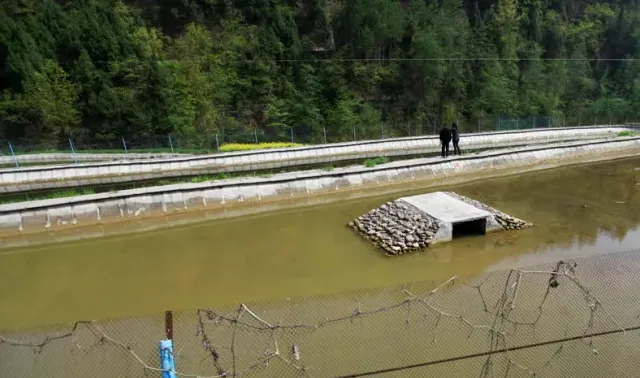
[2,248,640,377]
[496,116,553,131]
[1,113,636,165]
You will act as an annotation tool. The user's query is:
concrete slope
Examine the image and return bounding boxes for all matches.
[1,136,639,248]
[0,152,192,166]
[0,126,634,194]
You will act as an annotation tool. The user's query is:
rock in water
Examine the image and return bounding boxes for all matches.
[347,200,440,256]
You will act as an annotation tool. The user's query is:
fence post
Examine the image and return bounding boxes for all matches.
[165,310,173,340]
[290,127,294,143]
[7,142,19,168]
[122,137,128,157]
[215,134,220,153]
[547,116,551,128]
[254,129,258,144]
[353,124,356,141]
[168,134,175,157]
[68,138,78,164]
[323,125,327,144]
[381,124,384,139]
[609,113,612,125]
[595,113,598,125]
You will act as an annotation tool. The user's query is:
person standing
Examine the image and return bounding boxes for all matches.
[451,122,461,155]
[439,124,451,158]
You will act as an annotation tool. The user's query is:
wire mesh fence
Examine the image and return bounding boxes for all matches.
[496,116,553,131]
[2,248,640,377]
[1,113,635,164]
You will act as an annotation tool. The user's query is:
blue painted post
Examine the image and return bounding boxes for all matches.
[168,134,175,157]
[7,142,19,168]
[121,137,128,157]
[159,339,177,378]
[68,138,78,164]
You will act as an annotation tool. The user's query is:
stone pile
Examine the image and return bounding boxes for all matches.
[348,201,440,256]
[443,191,533,231]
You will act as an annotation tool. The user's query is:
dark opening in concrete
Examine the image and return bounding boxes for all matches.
[452,218,487,238]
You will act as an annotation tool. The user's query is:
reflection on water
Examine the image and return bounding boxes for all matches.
[0,157,639,330]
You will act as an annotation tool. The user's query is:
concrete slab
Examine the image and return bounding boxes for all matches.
[399,192,491,224]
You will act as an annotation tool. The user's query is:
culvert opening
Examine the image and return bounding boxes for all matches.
[452,218,487,239]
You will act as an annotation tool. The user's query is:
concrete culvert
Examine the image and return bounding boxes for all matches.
[348,191,533,256]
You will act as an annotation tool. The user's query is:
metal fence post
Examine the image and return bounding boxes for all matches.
[353,124,356,141]
[254,129,258,144]
[595,113,598,125]
[7,142,18,168]
[290,128,294,143]
[215,134,220,153]
[122,137,128,157]
[68,138,78,164]
[381,124,384,139]
[165,310,173,340]
[323,125,327,144]
[168,134,175,157]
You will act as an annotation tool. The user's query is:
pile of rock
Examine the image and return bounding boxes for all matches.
[443,191,533,231]
[493,213,531,230]
[348,201,440,256]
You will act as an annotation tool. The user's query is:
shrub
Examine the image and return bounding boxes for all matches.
[219,142,304,153]
[364,156,390,168]
[618,130,635,137]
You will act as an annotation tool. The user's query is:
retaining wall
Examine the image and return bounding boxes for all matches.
[0,126,634,192]
[1,137,639,241]
[0,152,190,165]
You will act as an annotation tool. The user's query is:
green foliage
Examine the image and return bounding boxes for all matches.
[364,156,390,168]
[1,0,640,147]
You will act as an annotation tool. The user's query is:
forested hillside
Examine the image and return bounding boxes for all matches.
[1,0,639,148]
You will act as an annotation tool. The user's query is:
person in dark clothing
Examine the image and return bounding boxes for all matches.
[451,122,461,155]
[439,125,451,158]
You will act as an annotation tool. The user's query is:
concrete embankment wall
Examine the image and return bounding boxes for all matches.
[0,126,634,192]
[1,137,639,241]
[0,152,190,166]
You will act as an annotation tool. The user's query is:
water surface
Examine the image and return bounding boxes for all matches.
[0,157,639,330]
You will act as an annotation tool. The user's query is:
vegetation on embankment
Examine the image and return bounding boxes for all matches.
[0,149,488,204]
[2,0,640,152]
[219,142,304,153]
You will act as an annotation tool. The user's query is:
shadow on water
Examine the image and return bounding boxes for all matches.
[0,157,639,330]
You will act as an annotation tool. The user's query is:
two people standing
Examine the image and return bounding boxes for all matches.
[439,123,461,158]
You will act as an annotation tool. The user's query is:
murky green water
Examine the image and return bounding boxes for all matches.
[0,157,639,331]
